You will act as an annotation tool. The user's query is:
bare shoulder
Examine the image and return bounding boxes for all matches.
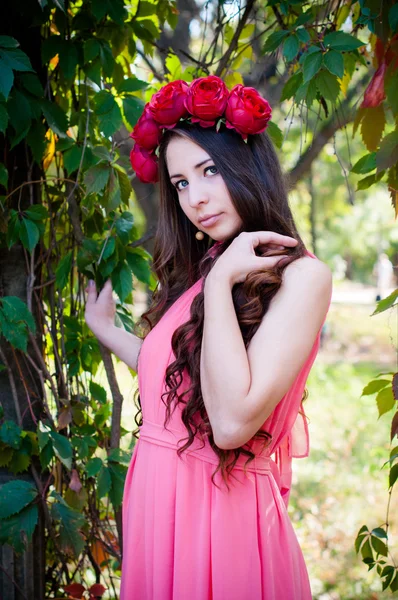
[282,254,333,291]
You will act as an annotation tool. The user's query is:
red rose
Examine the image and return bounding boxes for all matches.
[130,145,158,184]
[225,85,272,139]
[184,76,229,127]
[148,80,189,128]
[130,106,161,151]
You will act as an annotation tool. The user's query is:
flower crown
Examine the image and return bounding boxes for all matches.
[129,75,272,184]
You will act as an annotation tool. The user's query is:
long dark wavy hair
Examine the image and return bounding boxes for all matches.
[132,121,308,490]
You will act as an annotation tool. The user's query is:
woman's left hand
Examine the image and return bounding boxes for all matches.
[209,231,299,286]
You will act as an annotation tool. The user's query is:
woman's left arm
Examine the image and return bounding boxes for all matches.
[201,257,332,450]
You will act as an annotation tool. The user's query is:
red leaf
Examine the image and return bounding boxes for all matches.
[89,583,107,598]
[391,411,398,441]
[63,583,86,598]
[69,469,82,493]
[392,373,398,401]
[361,62,387,108]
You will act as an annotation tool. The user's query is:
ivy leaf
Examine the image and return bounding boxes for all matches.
[126,249,151,284]
[283,34,300,61]
[0,420,22,449]
[360,105,386,153]
[108,461,127,510]
[323,31,365,52]
[112,262,133,302]
[20,218,40,251]
[115,211,134,244]
[97,101,123,137]
[323,50,344,79]
[63,145,83,174]
[117,169,132,204]
[389,463,398,488]
[8,449,31,474]
[55,250,73,290]
[280,72,303,101]
[0,479,38,519]
[0,36,19,49]
[266,121,283,148]
[376,130,398,172]
[0,48,33,72]
[50,498,85,557]
[296,28,310,43]
[0,503,38,553]
[351,153,376,174]
[117,77,149,94]
[84,163,111,194]
[262,30,289,53]
[24,205,48,221]
[362,379,391,395]
[372,289,398,315]
[86,456,103,478]
[123,96,145,128]
[0,62,14,100]
[97,465,112,498]
[41,99,69,137]
[89,380,107,404]
[303,52,323,82]
[315,69,340,103]
[376,386,395,418]
[50,430,73,469]
[58,41,78,80]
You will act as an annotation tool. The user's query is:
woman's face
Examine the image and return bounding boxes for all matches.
[166,135,243,242]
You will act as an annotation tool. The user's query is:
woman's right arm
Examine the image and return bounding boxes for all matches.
[84,279,143,373]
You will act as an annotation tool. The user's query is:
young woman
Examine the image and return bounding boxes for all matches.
[85,76,333,599]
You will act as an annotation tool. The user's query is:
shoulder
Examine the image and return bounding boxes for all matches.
[282,254,332,296]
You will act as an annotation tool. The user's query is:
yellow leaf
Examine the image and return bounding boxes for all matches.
[224,71,244,88]
[43,128,57,171]
[361,105,385,151]
[353,107,365,138]
[389,188,398,219]
[336,4,350,28]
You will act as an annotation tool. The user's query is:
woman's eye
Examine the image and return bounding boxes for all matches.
[175,165,218,191]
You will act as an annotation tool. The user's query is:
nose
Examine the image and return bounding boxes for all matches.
[188,182,209,208]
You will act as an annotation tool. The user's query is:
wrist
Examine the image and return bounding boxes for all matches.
[205,267,234,291]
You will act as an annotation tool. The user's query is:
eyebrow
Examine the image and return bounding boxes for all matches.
[170,158,212,180]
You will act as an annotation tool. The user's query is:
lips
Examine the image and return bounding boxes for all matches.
[199,213,222,227]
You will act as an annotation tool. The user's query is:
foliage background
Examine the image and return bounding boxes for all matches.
[0,0,397,597]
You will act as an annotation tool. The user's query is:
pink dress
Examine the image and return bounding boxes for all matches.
[120,247,331,599]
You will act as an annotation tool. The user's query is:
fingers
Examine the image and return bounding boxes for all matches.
[252,231,298,247]
[97,279,113,302]
[85,280,97,304]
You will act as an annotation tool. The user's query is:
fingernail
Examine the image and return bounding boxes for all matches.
[88,279,94,287]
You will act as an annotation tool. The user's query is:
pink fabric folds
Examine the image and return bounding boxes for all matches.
[120,247,331,599]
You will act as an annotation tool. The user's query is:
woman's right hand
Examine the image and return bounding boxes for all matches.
[84,279,116,337]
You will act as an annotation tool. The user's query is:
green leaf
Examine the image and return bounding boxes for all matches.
[389,463,398,488]
[0,420,22,449]
[351,152,376,174]
[86,456,103,478]
[0,503,38,553]
[0,36,19,49]
[50,431,73,469]
[125,249,151,284]
[84,38,101,63]
[0,479,37,519]
[362,379,391,395]
[0,103,8,133]
[55,250,73,290]
[371,535,388,557]
[108,448,131,465]
[8,449,31,474]
[41,99,68,137]
[84,163,111,194]
[0,163,8,188]
[389,4,398,32]
[20,73,44,97]
[296,28,310,43]
[108,461,127,509]
[24,205,48,221]
[315,69,340,103]
[1,295,36,333]
[97,101,123,137]
[372,289,398,315]
[97,465,112,498]
[0,48,33,72]
[376,386,395,418]
[376,130,398,172]
[27,121,46,164]
[115,211,134,244]
[123,96,145,128]
[266,120,283,149]
[94,90,116,115]
[0,445,13,467]
[50,498,85,557]
[112,262,133,302]
[90,380,107,404]
[117,77,149,94]
[262,30,289,53]
[323,31,365,52]
[283,34,300,61]
[101,236,116,260]
[303,51,323,82]
[371,527,388,539]
[0,62,14,100]
[20,218,40,251]
[63,145,83,174]
[280,72,303,101]
[99,41,114,77]
[323,50,344,79]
